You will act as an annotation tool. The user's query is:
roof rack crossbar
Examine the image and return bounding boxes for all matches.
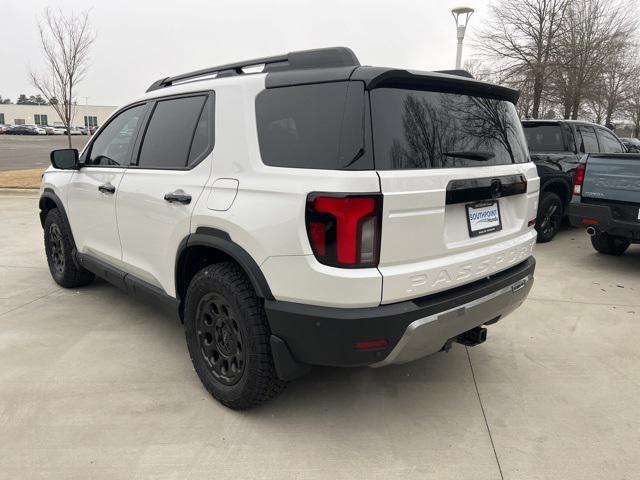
[146,47,360,92]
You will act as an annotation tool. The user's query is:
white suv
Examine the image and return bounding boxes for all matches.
[40,47,538,409]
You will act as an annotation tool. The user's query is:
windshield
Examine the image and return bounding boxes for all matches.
[370,88,529,169]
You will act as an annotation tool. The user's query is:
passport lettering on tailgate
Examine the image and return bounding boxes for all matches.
[408,242,534,291]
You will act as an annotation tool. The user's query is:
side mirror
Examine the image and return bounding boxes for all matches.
[50,149,79,170]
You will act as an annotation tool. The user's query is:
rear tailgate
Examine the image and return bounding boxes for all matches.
[370,87,539,304]
[582,154,640,204]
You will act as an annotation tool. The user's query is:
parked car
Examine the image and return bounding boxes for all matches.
[522,120,627,242]
[569,153,640,255]
[5,124,46,135]
[63,126,84,135]
[0,124,10,134]
[619,137,640,153]
[39,47,538,409]
[45,125,65,135]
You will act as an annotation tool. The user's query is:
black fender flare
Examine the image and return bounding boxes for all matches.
[39,188,70,228]
[175,226,274,302]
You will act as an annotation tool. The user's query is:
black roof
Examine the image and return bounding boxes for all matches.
[146,46,519,104]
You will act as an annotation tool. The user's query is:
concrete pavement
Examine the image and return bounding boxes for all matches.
[1,192,639,479]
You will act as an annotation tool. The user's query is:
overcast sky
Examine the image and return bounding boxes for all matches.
[3,0,489,106]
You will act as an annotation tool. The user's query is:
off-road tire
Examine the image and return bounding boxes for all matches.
[590,231,630,256]
[535,191,563,243]
[44,208,95,288]
[184,261,285,410]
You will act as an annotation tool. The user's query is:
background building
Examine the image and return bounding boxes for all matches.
[0,104,116,127]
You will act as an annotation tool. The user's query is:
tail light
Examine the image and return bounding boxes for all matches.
[573,163,586,195]
[305,193,382,268]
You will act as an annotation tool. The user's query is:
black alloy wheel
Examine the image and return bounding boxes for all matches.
[43,208,95,288]
[536,192,563,243]
[196,293,245,386]
[48,223,66,275]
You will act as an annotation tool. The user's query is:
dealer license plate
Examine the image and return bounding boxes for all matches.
[466,201,502,237]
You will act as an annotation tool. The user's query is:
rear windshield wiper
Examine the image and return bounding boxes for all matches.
[443,150,495,161]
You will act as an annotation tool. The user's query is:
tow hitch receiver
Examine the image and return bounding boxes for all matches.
[455,326,488,347]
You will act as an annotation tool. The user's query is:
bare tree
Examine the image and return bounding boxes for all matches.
[552,0,637,120]
[474,0,569,119]
[626,75,640,138]
[583,79,607,124]
[601,51,637,126]
[30,9,95,148]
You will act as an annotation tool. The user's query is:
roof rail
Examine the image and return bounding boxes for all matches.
[146,47,360,92]
[434,69,475,79]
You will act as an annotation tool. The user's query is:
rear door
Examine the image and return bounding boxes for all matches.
[116,93,214,296]
[369,88,538,304]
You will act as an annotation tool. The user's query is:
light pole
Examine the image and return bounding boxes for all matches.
[451,6,474,69]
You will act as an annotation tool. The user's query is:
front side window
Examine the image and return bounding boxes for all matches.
[597,128,624,153]
[578,125,599,153]
[371,88,529,169]
[86,104,145,166]
[137,95,207,169]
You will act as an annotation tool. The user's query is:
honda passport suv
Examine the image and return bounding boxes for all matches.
[40,47,538,409]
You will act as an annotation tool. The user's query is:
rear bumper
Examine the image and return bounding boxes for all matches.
[568,202,640,240]
[265,256,535,369]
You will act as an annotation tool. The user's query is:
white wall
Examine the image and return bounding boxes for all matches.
[0,104,116,126]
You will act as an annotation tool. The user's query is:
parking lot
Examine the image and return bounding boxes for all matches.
[0,135,89,171]
[0,190,638,479]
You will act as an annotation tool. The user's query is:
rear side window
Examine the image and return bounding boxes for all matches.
[522,124,566,152]
[255,82,370,170]
[578,125,599,153]
[138,95,207,169]
[597,128,624,153]
[371,88,529,169]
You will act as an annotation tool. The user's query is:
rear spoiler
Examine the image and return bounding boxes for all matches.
[350,67,520,104]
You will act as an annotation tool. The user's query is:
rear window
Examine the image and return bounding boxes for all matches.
[370,88,529,169]
[522,124,566,152]
[255,82,370,170]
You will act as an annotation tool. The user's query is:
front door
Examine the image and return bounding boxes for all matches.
[67,103,147,265]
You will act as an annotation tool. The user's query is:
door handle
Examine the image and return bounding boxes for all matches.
[164,191,192,205]
[98,183,116,194]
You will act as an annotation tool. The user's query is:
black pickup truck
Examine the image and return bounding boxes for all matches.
[568,153,640,255]
[522,120,627,242]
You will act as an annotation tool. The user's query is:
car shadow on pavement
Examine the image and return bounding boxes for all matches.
[84,276,477,416]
